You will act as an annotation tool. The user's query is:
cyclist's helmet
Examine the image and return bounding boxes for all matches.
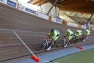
[51,29,55,33]
[80,30,82,33]
[67,29,71,32]
[76,30,79,32]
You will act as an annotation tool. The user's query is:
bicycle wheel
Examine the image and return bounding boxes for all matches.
[56,40,64,47]
[37,41,46,51]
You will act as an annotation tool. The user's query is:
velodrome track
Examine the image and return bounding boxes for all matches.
[0,3,94,63]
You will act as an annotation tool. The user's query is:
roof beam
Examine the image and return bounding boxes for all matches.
[57,0,85,8]
[57,0,75,5]
[47,0,58,15]
[28,0,40,4]
[36,0,47,6]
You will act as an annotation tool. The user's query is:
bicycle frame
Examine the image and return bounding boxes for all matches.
[80,34,86,41]
[43,37,51,47]
[37,37,51,51]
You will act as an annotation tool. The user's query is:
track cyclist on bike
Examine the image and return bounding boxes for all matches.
[74,30,82,43]
[83,29,91,41]
[75,30,82,39]
[64,29,74,47]
[47,29,60,50]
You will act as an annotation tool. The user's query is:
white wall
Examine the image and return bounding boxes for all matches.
[38,3,59,16]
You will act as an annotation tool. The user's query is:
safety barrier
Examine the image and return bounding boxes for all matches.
[0,0,17,8]
[36,12,49,20]
[67,22,78,27]
[18,4,35,15]
[52,16,62,24]
[0,0,93,30]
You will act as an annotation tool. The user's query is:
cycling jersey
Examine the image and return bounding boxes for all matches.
[48,29,60,40]
[75,30,82,37]
[85,30,90,35]
[65,30,74,40]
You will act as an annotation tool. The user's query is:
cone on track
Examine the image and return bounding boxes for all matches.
[77,46,84,50]
[31,55,40,62]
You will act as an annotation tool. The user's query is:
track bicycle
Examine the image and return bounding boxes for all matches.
[56,35,67,47]
[37,37,56,51]
[79,34,87,42]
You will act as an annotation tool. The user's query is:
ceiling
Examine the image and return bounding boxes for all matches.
[28,0,94,14]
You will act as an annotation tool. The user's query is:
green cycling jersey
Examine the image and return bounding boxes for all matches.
[65,31,74,40]
[48,29,60,40]
[84,30,90,35]
[75,30,82,37]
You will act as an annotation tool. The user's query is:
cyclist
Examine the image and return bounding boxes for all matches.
[74,30,82,43]
[83,29,91,41]
[75,30,82,39]
[64,29,74,47]
[46,29,60,50]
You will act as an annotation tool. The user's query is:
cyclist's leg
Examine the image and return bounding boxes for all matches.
[64,36,70,47]
[47,37,58,50]
[47,40,54,50]
[84,35,88,40]
[69,36,72,43]
[52,37,59,47]
[85,32,90,39]
[83,34,88,41]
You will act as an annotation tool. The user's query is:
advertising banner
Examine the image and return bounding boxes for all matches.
[67,22,78,27]
[7,0,17,8]
[0,0,5,3]
[82,25,86,29]
[36,12,48,20]
[25,8,35,15]
[0,0,7,4]
[52,17,62,24]
[86,25,90,29]
[18,4,35,15]
[56,18,62,24]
